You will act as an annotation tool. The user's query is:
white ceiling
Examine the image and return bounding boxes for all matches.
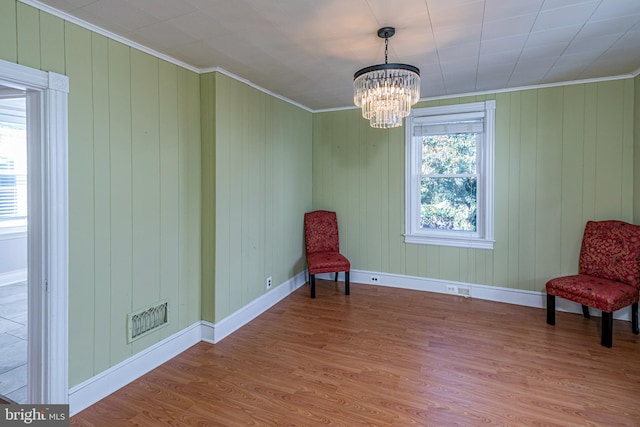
[33,0,640,111]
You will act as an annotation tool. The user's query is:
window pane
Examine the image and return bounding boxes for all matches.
[421,133,477,175]
[0,120,27,222]
[420,177,476,231]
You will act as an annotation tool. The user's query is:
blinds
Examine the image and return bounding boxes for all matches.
[412,111,484,136]
[413,118,483,136]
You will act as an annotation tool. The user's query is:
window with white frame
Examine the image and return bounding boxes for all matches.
[0,96,27,231]
[405,100,495,249]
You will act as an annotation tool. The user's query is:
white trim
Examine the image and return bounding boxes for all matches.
[314,74,634,113]
[202,67,312,113]
[19,0,199,74]
[405,100,495,249]
[69,273,307,416]
[45,73,69,404]
[67,268,634,416]
[0,268,27,286]
[202,271,307,344]
[0,227,26,240]
[19,0,637,116]
[346,269,633,322]
[68,322,202,416]
[0,58,69,405]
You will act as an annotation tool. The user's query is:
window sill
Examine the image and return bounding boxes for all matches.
[404,234,494,250]
[0,220,27,239]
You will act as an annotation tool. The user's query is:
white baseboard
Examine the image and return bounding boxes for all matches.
[69,272,307,416]
[68,268,633,416]
[202,270,307,344]
[0,268,27,287]
[68,321,202,416]
[346,269,633,322]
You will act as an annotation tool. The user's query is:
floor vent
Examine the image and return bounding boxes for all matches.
[127,300,168,343]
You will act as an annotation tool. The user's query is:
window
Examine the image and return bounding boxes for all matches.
[405,100,495,249]
[0,96,27,231]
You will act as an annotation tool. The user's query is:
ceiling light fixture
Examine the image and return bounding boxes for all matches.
[354,27,420,129]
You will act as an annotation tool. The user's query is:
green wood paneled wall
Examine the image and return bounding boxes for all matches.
[313,81,635,292]
[1,0,638,393]
[1,2,202,387]
[201,73,313,323]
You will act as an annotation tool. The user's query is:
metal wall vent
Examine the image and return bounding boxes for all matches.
[127,300,168,343]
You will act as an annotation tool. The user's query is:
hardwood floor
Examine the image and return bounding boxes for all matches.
[71,280,640,426]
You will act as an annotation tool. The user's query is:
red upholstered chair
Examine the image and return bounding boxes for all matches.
[546,220,640,347]
[304,210,350,299]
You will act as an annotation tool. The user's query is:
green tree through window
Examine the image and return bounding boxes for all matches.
[405,100,495,249]
[420,132,477,231]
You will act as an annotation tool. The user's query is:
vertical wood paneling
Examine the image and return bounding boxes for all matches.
[534,88,563,291]
[6,3,201,387]
[65,22,95,386]
[200,72,215,322]
[560,85,586,275]
[621,80,634,220]
[492,93,510,286]
[0,1,17,62]
[346,109,362,269]
[16,3,39,69]
[517,90,538,290]
[507,92,521,287]
[226,79,243,316]
[130,50,161,353]
[183,69,201,327]
[210,73,312,322]
[91,33,111,374]
[107,39,133,366]
[39,12,65,74]
[213,74,231,321]
[312,80,635,293]
[595,81,625,220]
[387,122,404,275]
[582,85,598,222]
[158,61,180,339]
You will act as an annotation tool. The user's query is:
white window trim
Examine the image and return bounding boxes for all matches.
[404,100,495,250]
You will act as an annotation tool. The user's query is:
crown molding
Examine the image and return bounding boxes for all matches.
[19,0,200,74]
[202,67,313,113]
[19,0,640,115]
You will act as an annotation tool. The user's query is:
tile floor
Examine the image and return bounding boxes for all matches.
[0,281,27,403]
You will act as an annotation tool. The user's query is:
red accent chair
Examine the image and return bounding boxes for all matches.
[546,220,640,347]
[304,210,350,299]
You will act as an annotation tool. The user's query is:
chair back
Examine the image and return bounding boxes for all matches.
[578,220,640,288]
[304,210,340,255]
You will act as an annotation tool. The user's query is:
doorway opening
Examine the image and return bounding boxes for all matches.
[0,59,69,405]
[0,91,27,402]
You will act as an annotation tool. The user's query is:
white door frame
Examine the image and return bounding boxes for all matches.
[0,59,69,404]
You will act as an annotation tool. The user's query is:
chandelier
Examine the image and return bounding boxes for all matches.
[353,27,420,129]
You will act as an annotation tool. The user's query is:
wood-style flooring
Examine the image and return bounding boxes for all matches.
[71,280,640,426]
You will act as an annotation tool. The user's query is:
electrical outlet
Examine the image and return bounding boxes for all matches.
[266,276,272,289]
[370,275,380,283]
[458,286,470,297]
[446,284,458,294]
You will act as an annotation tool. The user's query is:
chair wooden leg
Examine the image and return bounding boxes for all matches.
[601,311,613,348]
[546,294,555,325]
[345,271,350,296]
[334,272,338,282]
[581,305,590,319]
[632,302,639,335]
[310,274,316,299]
